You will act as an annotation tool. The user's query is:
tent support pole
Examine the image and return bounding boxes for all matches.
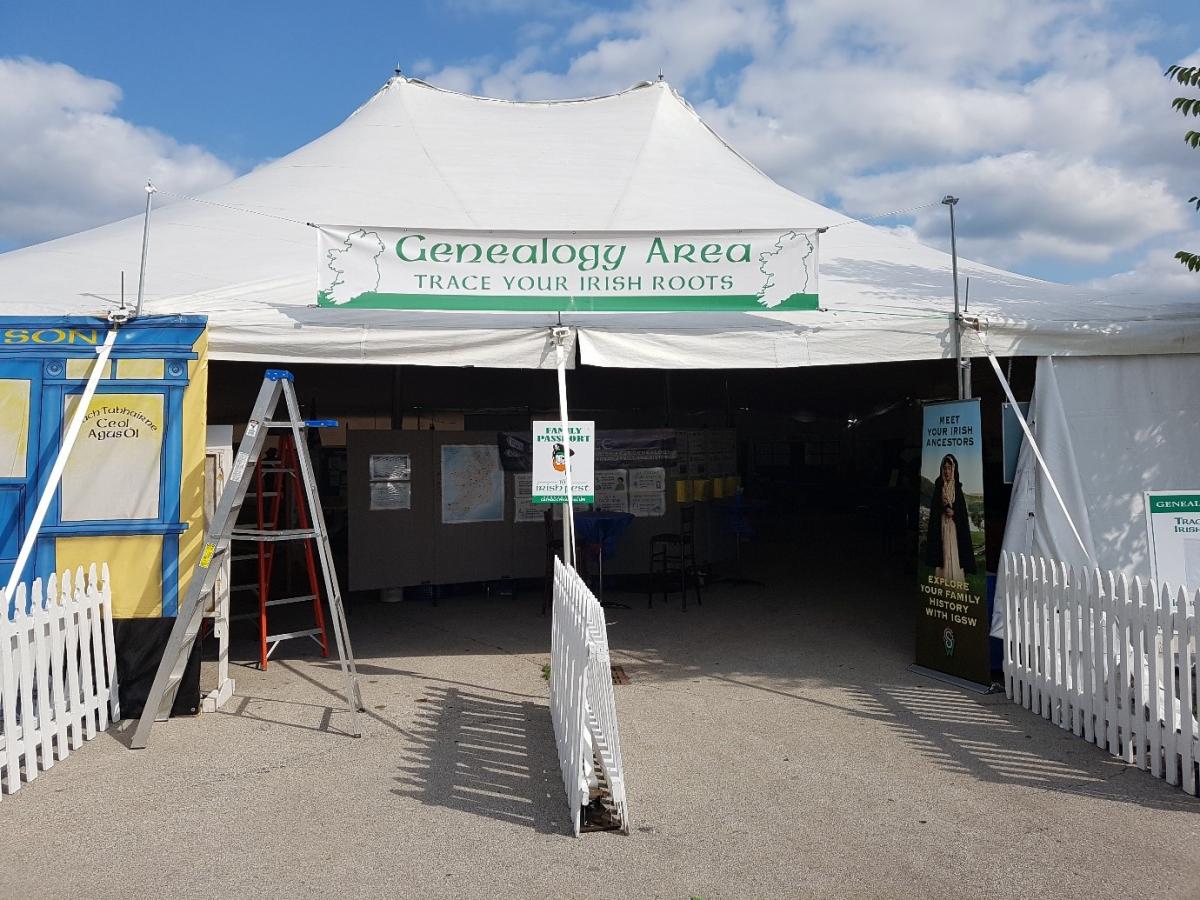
[942,195,967,399]
[135,181,157,318]
[552,326,576,568]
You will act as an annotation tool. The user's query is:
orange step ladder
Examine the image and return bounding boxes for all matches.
[231,432,330,669]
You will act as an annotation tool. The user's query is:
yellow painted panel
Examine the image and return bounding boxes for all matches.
[116,358,165,380]
[66,358,113,379]
[177,331,209,601]
[56,534,163,618]
[0,379,30,478]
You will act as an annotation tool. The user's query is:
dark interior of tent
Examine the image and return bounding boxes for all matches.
[207,356,1035,659]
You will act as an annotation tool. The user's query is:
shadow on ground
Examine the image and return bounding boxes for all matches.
[210,513,1198,819]
[390,684,563,834]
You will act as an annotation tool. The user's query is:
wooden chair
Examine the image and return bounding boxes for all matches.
[542,507,564,615]
[648,504,702,610]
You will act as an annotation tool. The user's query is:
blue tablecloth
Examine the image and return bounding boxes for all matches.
[715,496,768,538]
[574,510,635,559]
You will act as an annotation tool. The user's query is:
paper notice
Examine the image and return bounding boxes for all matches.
[629,467,666,493]
[629,491,665,517]
[595,490,630,513]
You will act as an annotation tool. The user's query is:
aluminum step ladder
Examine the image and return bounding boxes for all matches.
[131,369,363,749]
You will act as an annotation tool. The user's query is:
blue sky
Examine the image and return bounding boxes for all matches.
[1,1,1197,296]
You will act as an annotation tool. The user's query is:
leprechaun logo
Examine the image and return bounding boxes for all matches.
[551,442,575,473]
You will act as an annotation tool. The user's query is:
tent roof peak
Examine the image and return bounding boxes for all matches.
[365,71,675,110]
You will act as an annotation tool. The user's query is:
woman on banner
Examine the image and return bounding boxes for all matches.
[924,453,975,583]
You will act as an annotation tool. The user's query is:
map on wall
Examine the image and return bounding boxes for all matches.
[441,444,504,524]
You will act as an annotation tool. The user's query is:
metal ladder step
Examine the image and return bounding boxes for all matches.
[230,528,318,542]
[230,595,317,621]
[262,418,337,429]
[266,627,324,643]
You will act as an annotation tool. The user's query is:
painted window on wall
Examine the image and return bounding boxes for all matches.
[60,392,165,521]
[0,379,30,478]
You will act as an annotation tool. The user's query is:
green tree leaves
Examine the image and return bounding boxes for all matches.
[1166,65,1200,271]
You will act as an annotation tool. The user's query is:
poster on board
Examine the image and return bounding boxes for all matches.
[594,468,629,513]
[1144,490,1200,592]
[440,445,504,524]
[512,473,543,523]
[531,420,595,503]
[915,399,989,685]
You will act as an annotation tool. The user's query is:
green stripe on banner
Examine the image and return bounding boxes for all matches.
[316,291,819,312]
[1149,494,1200,514]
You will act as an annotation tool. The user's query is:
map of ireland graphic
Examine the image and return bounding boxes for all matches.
[756,230,815,308]
[319,229,386,305]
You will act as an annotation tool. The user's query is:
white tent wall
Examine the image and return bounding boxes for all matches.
[997,354,1200,622]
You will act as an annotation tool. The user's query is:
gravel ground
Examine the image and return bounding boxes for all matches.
[3,537,1198,900]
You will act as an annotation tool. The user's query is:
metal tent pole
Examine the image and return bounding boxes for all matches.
[134,181,157,318]
[942,195,967,399]
[552,326,576,568]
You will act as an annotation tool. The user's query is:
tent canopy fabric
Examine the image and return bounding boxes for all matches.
[2,76,1198,368]
[992,352,1200,634]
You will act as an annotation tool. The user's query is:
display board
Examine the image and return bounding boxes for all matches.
[1144,490,1200,591]
[0,315,208,716]
[347,427,738,590]
[915,399,990,685]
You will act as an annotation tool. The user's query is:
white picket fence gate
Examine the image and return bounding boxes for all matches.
[1001,551,1199,796]
[549,557,630,835]
[0,564,119,799]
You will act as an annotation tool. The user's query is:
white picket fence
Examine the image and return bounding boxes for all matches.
[1001,551,1198,796]
[0,564,119,799]
[550,557,630,835]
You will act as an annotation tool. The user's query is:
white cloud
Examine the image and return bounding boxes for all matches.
[1086,232,1200,303]
[413,0,1199,285]
[0,58,234,248]
[421,0,779,100]
[836,152,1186,264]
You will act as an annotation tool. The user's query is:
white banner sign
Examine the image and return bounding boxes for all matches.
[532,420,595,503]
[317,226,819,312]
[1145,490,1200,591]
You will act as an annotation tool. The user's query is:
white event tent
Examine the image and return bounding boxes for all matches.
[3,74,1199,582]
[3,75,1198,370]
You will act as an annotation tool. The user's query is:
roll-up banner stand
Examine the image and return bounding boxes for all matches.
[915,399,990,687]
